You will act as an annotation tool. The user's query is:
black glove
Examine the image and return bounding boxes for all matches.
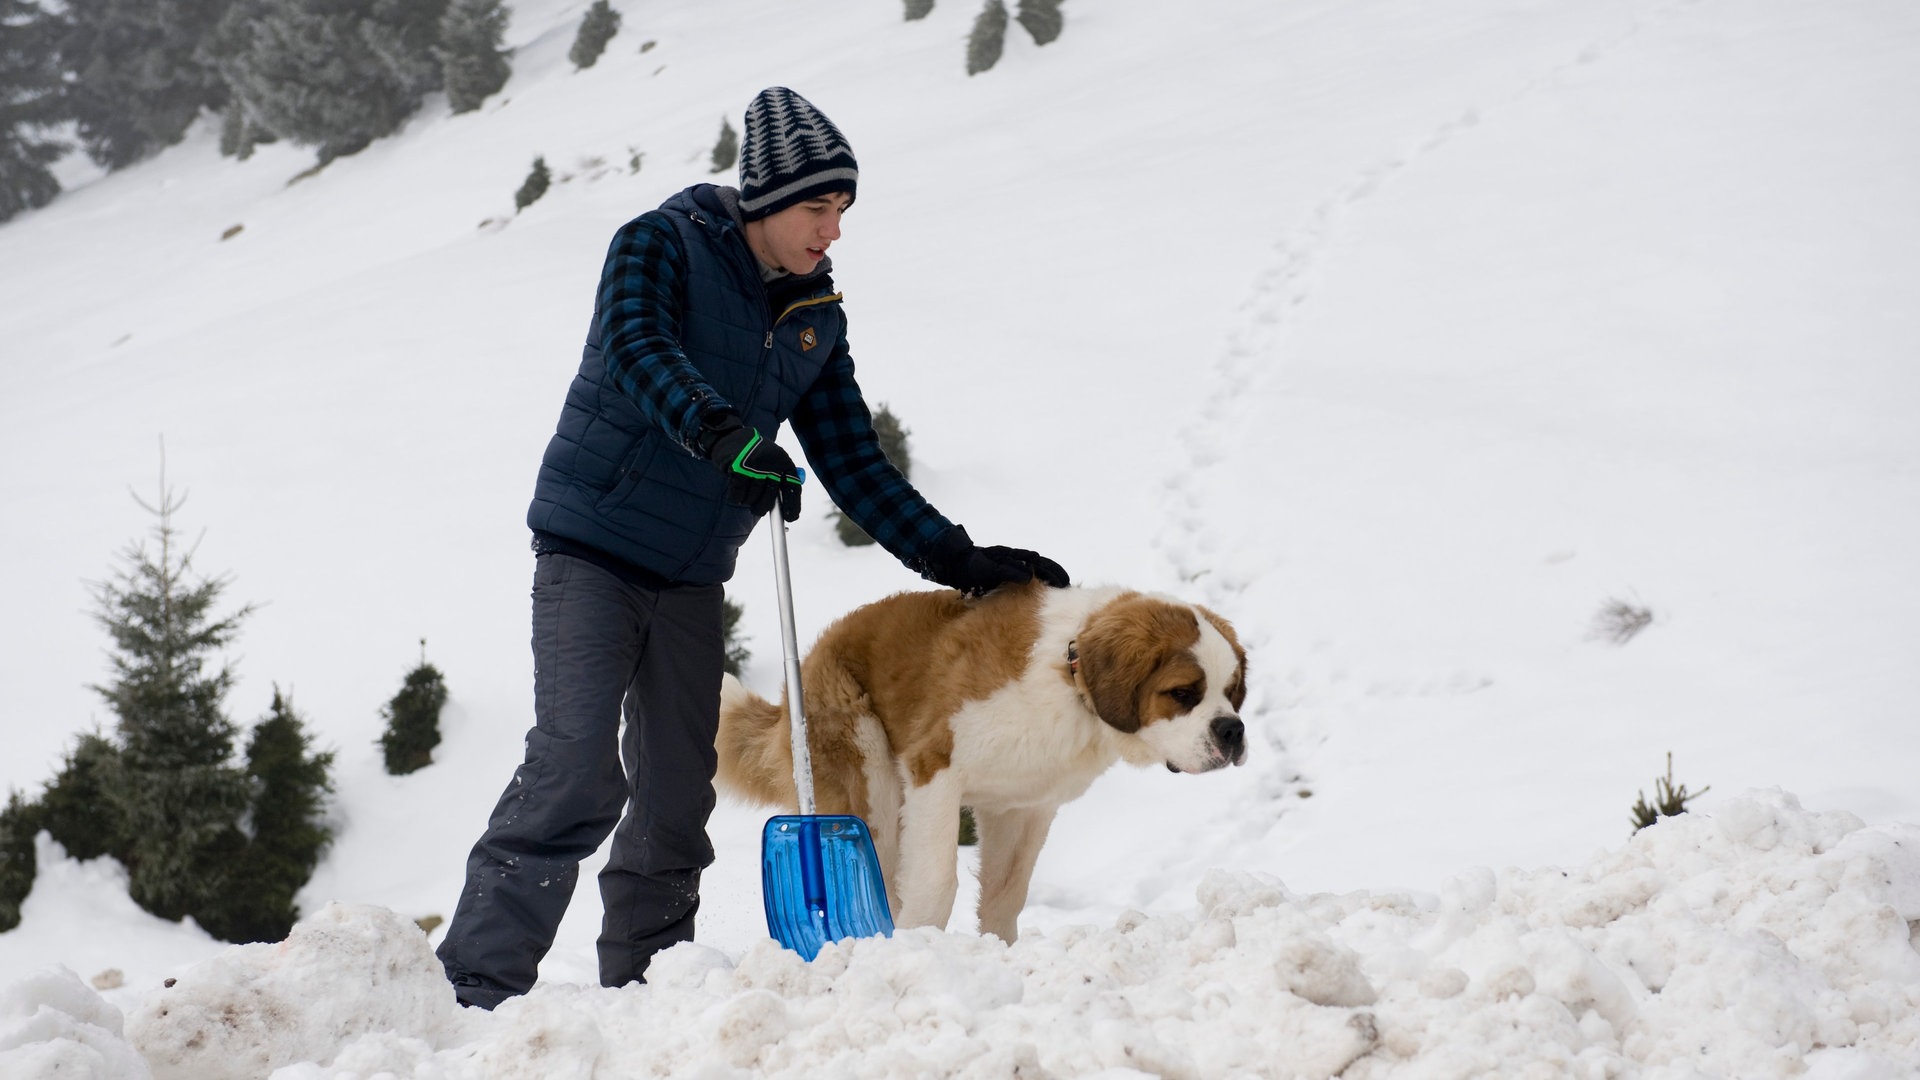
[700,414,802,522]
[921,525,1070,597]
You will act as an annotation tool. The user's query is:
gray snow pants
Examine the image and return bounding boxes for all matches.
[436,553,725,1009]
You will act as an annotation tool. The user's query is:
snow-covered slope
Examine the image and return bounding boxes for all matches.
[2,0,1918,1075]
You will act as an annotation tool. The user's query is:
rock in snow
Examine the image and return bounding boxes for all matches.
[2,790,1916,1078]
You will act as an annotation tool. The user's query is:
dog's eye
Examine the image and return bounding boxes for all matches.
[1166,687,1200,708]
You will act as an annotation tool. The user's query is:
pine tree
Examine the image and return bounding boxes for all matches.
[89,465,254,925]
[833,404,912,547]
[903,0,933,19]
[435,0,510,115]
[201,689,334,942]
[0,0,67,222]
[0,792,43,932]
[365,0,448,103]
[1014,0,1062,46]
[722,597,750,676]
[568,0,619,70]
[708,117,736,174]
[514,154,549,211]
[966,0,1007,76]
[379,648,448,775]
[58,0,233,170]
[37,732,126,863]
[213,0,445,163]
[217,98,276,160]
[0,732,131,933]
[92,483,253,773]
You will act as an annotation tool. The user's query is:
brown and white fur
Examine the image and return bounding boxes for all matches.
[716,581,1248,943]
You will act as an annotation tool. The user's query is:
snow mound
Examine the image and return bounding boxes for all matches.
[0,967,152,1079]
[124,902,456,1080]
[92,790,1920,1078]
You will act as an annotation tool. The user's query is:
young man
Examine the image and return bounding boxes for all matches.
[436,87,1069,1009]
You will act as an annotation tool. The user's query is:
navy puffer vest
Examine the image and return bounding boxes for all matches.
[526,186,844,583]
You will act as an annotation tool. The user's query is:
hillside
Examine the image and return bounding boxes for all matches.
[2,0,1918,1075]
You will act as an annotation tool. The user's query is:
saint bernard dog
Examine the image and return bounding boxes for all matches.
[716,580,1248,943]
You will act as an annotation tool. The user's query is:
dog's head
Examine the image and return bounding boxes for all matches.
[1073,593,1248,773]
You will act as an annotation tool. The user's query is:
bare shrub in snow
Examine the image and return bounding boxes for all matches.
[1593,596,1653,644]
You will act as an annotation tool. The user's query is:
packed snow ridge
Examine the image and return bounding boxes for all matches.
[3,790,1917,1079]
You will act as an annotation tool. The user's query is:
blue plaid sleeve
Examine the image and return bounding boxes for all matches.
[597,214,726,454]
[790,338,957,569]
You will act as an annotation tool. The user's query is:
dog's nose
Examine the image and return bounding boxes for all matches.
[1211,714,1244,751]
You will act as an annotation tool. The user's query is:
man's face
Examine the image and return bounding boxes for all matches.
[745,193,851,275]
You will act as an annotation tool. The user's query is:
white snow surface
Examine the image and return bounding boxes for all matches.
[3,0,1919,1076]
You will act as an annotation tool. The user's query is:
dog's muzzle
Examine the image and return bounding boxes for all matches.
[1212,714,1247,766]
[1167,714,1249,773]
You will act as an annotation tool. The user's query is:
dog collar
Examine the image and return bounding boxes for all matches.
[1065,640,1099,714]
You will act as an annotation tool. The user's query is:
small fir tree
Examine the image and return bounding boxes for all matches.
[0,792,42,932]
[36,732,126,863]
[568,0,619,70]
[89,464,255,925]
[514,154,550,211]
[379,646,448,775]
[1629,753,1710,834]
[966,0,1007,75]
[203,689,334,942]
[436,0,511,115]
[1015,0,1062,45]
[708,117,737,175]
[722,597,751,676]
[6,460,328,943]
[832,404,913,547]
[903,0,933,19]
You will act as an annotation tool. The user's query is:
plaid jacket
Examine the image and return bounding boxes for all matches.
[528,184,954,584]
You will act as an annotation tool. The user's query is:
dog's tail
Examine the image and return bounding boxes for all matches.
[716,672,799,808]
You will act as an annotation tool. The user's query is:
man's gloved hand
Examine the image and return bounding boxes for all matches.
[700,414,802,522]
[922,525,1070,598]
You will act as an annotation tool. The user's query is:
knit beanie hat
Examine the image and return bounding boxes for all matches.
[737,87,858,222]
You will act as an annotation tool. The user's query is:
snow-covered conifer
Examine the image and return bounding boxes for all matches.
[436,0,511,115]
[203,689,334,942]
[378,652,448,775]
[568,0,619,70]
[58,0,232,169]
[708,117,737,174]
[1015,0,1062,45]
[722,598,750,676]
[89,468,254,926]
[214,0,444,163]
[514,154,550,211]
[0,0,67,220]
[833,405,912,547]
[966,0,1006,76]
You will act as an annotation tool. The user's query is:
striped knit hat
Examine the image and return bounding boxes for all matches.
[738,87,858,222]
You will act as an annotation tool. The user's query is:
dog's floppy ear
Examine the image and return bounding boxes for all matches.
[1076,594,1194,734]
[1199,604,1248,711]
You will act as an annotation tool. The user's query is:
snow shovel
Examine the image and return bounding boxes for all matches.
[759,476,894,960]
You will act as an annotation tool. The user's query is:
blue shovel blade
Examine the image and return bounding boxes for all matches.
[762,814,894,960]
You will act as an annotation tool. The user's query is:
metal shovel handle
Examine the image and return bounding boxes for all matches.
[767,476,816,815]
